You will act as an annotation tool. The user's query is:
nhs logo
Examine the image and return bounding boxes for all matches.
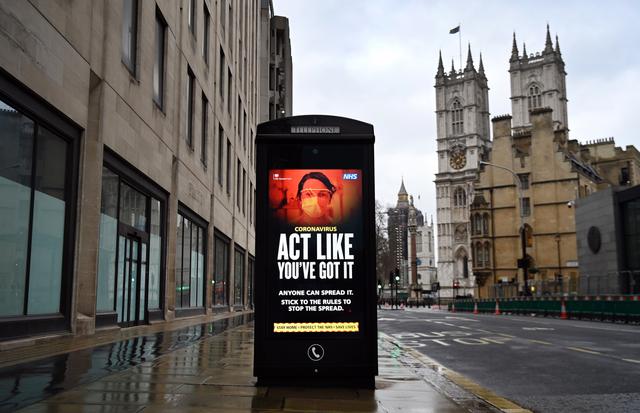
[343,173,358,180]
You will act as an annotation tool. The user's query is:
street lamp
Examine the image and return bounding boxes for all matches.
[479,161,530,296]
[377,283,382,308]
[394,275,400,309]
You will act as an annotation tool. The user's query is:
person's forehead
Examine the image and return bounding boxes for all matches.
[302,178,324,188]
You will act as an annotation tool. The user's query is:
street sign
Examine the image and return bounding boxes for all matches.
[254,115,377,388]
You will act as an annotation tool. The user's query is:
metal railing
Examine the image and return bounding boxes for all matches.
[487,271,640,298]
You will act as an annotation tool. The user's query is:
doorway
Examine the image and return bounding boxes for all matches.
[116,231,148,327]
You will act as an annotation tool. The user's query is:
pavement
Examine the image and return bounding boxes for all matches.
[0,310,507,413]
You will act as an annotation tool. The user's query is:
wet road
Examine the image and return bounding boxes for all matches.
[378,308,640,412]
[0,313,252,412]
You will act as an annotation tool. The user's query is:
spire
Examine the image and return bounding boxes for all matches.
[436,50,445,77]
[450,59,456,75]
[398,179,408,196]
[522,42,528,59]
[555,34,561,54]
[544,23,554,54]
[510,32,519,62]
[465,43,475,71]
[478,52,485,74]
[397,178,409,207]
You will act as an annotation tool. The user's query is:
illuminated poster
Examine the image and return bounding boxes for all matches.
[267,169,363,334]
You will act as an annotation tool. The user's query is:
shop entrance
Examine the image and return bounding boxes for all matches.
[116,230,149,327]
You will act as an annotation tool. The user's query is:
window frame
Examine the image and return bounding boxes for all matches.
[153,8,167,109]
[0,69,80,338]
[121,0,139,76]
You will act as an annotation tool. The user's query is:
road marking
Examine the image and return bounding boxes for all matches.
[453,338,489,345]
[458,326,472,329]
[528,339,552,345]
[622,358,640,364]
[567,346,601,355]
[499,333,516,338]
[379,333,533,413]
[522,327,554,331]
[446,316,479,322]
[378,318,396,321]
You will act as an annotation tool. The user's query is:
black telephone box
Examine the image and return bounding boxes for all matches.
[254,115,377,388]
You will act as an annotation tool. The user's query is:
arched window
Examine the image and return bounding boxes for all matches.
[453,187,466,207]
[482,213,489,235]
[484,242,491,267]
[527,85,541,117]
[451,100,463,135]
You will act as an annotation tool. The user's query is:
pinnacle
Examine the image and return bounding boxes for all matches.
[465,43,475,71]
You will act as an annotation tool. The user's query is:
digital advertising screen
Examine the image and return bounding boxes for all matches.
[267,168,364,334]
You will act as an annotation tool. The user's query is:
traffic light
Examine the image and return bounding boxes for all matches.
[394,268,400,283]
[389,271,394,286]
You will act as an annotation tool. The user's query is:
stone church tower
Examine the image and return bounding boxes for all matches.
[509,25,568,132]
[434,45,491,299]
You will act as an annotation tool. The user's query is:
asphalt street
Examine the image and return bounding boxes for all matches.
[378,308,640,413]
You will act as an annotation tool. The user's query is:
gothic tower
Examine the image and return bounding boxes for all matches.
[434,45,491,299]
[510,25,568,132]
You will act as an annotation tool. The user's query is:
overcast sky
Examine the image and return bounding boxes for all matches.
[274,0,640,221]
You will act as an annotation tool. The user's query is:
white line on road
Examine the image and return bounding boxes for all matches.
[622,358,640,364]
[566,346,601,355]
[528,339,552,345]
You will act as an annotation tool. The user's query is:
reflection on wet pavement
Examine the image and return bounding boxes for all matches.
[2,314,473,412]
[0,313,252,412]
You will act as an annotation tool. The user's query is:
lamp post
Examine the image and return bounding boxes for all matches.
[377,283,382,309]
[479,161,530,296]
[394,275,400,309]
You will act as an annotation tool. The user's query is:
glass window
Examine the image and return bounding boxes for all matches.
[227,69,232,114]
[122,0,138,74]
[522,197,531,217]
[519,173,530,190]
[226,139,232,195]
[234,248,244,305]
[148,198,161,309]
[119,182,147,231]
[203,5,210,64]
[188,0,196,35]
[176,211,205,308]
[217,124,224,186]
[0,100,71,317]
[248,256,254,308]
[153,9,166,108]
[452,100,463,135]
[219,47,225,98]
[97,167,119,311]
[201,93,208,165]
[0,102,34,316]
[186,67,195,148]
[214,235,229,306]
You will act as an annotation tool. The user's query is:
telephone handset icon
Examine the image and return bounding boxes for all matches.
[307,344,324,361]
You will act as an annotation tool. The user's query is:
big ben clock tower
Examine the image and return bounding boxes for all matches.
[434,45,491,300]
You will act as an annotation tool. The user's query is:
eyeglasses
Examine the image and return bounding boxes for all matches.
[300,189,332,199]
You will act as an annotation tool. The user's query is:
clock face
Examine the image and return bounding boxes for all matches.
[449,147,467,170]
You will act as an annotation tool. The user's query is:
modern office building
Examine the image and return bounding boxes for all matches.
[0,0,281,342]
[259,0,292,122]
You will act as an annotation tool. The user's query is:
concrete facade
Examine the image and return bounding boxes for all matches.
[259,0,292,122]
[0,0,276,341]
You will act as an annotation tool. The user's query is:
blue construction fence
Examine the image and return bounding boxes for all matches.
[449,295,640,322]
